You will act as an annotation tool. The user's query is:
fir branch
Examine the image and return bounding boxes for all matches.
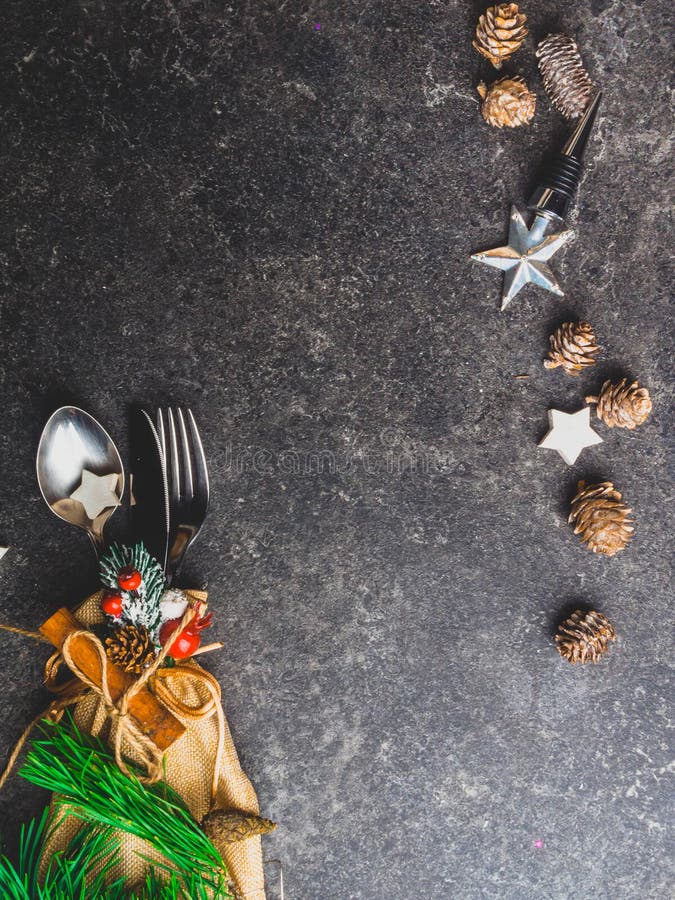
[0,810,123,900]
[19,717,231,898]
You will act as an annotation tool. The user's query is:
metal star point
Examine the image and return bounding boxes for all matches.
[471,206,575,310]
[70,470,121,520]
[538,407,603,466]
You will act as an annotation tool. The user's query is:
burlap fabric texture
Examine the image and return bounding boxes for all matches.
[42,591,266,900]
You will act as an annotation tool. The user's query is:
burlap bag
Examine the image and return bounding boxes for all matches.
[42,593,266,900]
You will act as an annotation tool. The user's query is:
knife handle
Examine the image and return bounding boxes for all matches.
[39,608,185,751]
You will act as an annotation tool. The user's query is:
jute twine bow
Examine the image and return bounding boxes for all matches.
[0,605,226,799]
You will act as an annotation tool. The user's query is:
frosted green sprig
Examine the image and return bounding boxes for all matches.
[99,542,166,641]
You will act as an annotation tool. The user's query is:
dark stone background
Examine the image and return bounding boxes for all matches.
[0,1,672,898]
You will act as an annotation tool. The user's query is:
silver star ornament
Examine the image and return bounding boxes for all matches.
[471,206,574,310]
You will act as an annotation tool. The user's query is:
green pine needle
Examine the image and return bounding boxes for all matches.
[19,716,232,898]
[124,869,230,899]
[0,810,124,900]
[0,820,223,898]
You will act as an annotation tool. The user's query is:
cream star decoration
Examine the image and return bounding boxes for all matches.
[70,470,121,520]
[471,206,574,310]
[538,407,603,466]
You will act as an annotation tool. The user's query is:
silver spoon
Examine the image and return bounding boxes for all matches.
[36,406,124,554]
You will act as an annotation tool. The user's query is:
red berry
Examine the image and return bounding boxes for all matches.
[159,617,181,646]
[101,590,124,617]
[166,628,202,660]
[159,611,213,660]
[117,567,142,591]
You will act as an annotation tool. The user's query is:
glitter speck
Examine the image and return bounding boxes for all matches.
[314,23,321,30]
[534,839,544,849]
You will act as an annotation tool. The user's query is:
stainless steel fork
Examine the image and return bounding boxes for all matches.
[157,407,210,585]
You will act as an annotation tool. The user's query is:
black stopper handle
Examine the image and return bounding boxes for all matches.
[528,93,602,222]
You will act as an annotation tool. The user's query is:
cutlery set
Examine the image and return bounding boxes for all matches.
[36,405,209,584]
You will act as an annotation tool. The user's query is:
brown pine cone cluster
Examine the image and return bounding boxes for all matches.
[105,624,156,673]
[586,378,652,430]
[202,808,277,846]
[544,321,600,375]
[569,481,634,557]
[473,4,528,68]
[556,609,616,664]
[477,76,536,128]
[536,33,594,119]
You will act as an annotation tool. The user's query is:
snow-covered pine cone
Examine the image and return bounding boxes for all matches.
[536,33,594,119]
[473,4,528,69]
[556,609,616,664]
[568,480,634,557]
[544,321,600,375]
[477,76,536,128]
[586,378,652,429]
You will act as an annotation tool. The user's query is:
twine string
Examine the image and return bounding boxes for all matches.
[60,629,166,783]
[0,623,51,642]
[0,697,79,791]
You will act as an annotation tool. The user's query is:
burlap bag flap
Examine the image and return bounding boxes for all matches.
[43,595,265,900]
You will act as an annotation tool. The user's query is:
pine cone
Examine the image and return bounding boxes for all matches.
[473,4,528,69]
[477,77,536,128]
[544,321,600,375]
[202,808,277,846]
[105,624,156,673]
[536,33,594,119]
[569,480,634,557]
[586,378,652,429]
[556,609,616,664]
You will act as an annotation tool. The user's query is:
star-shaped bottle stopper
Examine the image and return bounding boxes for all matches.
[471,96,601,310]
[70,470,121,520]
[472,206,574,310]
[538,407,602,466]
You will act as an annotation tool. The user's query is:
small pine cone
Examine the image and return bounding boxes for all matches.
[473,4,528,69]
[105,624,156,674]
[569,480,634,557]
[536,33,594,119]
[586,378,652,429]
[556,609,616,664]
[544,321,600,375]
[202,808,277,846]
[477,77,536,128]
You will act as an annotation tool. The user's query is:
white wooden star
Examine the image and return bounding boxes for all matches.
[538,407,603,466]
[70,470,121,520]
[471,206,575,310]
[0,547,8,561]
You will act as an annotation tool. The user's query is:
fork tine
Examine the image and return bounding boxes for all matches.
[166,408,181,506]
[186,408,209,508]
[176,408,194,500]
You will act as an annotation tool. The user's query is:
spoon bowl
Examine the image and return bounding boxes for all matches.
[36,406,124,553]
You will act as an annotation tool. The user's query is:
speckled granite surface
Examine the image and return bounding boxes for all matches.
[0,2,673,898]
